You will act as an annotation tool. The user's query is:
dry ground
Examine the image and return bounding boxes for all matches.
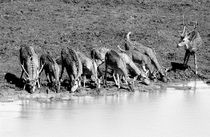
[0,0,209,100]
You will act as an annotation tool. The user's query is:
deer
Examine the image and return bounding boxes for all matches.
[19,45,44,93]
[90,47,110,80]
[117,45,157,81]
[91,47,150,86]
[177,20,203,75]
[59,47,82,92]
[120,32,167,82]
[117,50,150,85]
[77,51,100,88]
[40,53,61,92]
[104,50,134,91]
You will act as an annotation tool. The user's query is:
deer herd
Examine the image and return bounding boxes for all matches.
[19,22,203,93]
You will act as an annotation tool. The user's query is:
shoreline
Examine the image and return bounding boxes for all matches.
[1,79,209,103]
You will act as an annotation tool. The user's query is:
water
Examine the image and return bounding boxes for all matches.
[1,81,210,137]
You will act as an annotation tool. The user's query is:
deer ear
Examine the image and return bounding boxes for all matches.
[124,43,130,50]
[188,31,197,41]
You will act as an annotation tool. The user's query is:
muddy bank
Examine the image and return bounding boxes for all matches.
[1,77,208,103]
[0,64,206,103]
[0,78,165,102]
[1,70,208,103]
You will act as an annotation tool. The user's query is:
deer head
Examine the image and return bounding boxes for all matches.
[21,63,44,93]
[177,19,198,50]
[25,79,37,93]
[177,25,189,48]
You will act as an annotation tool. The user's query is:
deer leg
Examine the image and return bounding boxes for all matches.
[134,54,151,74]
[59,65,64,81]
[113,71,118,86]
[104,61,108,86]
[49,74,53,85]
[92,61,98,87]
[83,76,86,87]
[121,63,134,91]
[38,76,41,88]
[145,48,162,72]
[97,78,101,88]
[117,73,120,89]
[45,72,50,83]
[122,69,128,84]
[70,75,74,88]
[93,65,100,89]
[23,84,26,90]
[142,63,147,73]
[183,50,188,65]
[37,73,41,89]
[183,50,190,65]
[142,60,153,78]
[144,62,153,78]
[37,79,41,89]
[77,77,81,87]
[185,52,191,65]
[194,53,198,75]
[144,48,165,78]
[20,70,24,79]
[36,72,41,89]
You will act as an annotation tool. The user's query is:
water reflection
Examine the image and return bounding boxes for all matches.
[0,81,210,137]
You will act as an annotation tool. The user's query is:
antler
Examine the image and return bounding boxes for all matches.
[38,63,45,75]
[21,64,29,77]
[182,15,185,26]
[181,15,187,37]
[117,45,126,52]
[126,32,132,43]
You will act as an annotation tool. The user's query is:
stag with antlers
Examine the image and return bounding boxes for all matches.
[177,20,203,75]
[19,45,44,93]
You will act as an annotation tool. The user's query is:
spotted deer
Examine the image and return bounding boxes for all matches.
[104,50,134,91]
[60,47,82,92]
[117,51,150,85]
[118,45,157,81]
[19,45,44,93]
[177,21,203,75]
[124,32,167,82]
[40,53,61,92]
[77,51,100,88]
[90,47,110,79]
